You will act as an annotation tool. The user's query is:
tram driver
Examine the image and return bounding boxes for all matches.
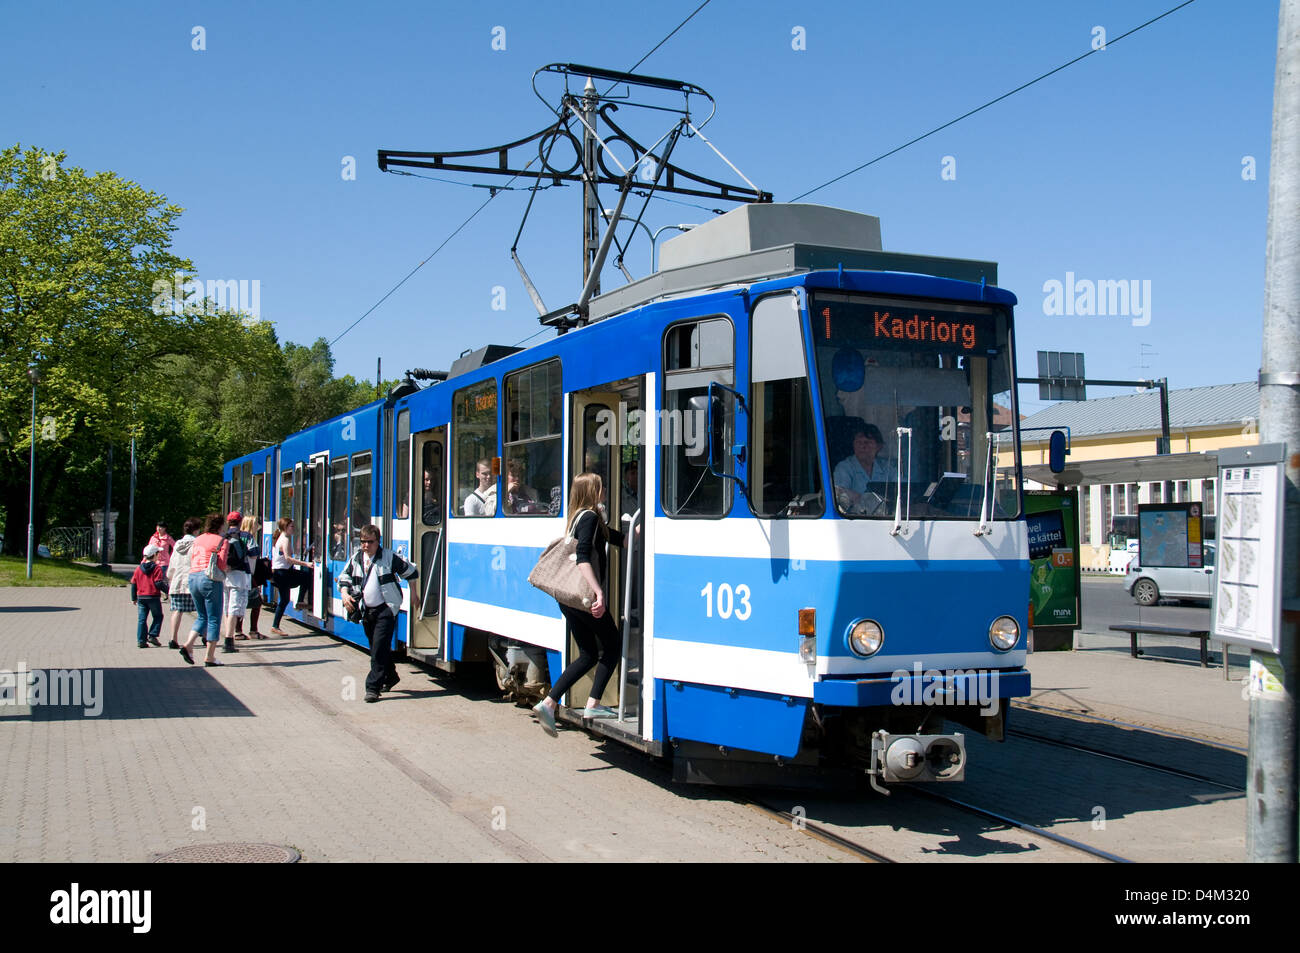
[832,422,897,513]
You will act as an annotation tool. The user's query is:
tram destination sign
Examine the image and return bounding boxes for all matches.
[813,295,998,354]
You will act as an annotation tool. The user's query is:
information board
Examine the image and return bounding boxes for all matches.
[1213,444,1286,654]
[1025,489,1081,629]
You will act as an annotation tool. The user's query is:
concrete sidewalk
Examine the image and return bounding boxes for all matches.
[1025,643,1248,750]
[0,586,844,863]
[1,585,1253,863]
[1026,619,1249,750]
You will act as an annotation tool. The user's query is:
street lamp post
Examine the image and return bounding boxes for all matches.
[26,364,39,580]
[651,223,697,272]
[602,211,697,275]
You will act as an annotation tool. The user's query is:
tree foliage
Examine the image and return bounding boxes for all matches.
[0,145,393,558]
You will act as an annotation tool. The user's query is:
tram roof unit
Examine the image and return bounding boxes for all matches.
[587,203,1001,322]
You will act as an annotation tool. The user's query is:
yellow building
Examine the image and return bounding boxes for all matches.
[1015,381,1259,571]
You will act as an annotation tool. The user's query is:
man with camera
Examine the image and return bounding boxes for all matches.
[338,524,419,703]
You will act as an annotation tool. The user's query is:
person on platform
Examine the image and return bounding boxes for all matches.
[165,517,201,649]
[531,472,625,736]
[270,517,314,637]
[338,524,418,703]
[130,544,168,648]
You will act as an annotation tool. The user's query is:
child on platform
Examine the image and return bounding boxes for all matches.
[130,544,169,648]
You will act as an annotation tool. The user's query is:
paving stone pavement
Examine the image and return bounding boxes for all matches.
[0,587,844,863]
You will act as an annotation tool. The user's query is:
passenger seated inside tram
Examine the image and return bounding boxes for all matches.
[421,469,441,524]
[505,458,546,514]
[832,422,898,513]
[463,459,497,516]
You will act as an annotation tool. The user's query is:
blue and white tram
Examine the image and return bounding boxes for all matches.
[226,204,1031,787]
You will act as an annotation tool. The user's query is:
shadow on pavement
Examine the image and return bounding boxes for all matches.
[10,667,253,721]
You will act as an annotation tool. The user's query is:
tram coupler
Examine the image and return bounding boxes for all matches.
[867,730,967,793]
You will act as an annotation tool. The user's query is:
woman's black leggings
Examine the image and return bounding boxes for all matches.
[549,603,622,703]
[272,568,313,627]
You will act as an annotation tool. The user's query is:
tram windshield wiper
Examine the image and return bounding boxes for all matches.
[974,431,997,536]
[889,427,913,536]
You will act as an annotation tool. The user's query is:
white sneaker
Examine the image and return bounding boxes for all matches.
[533,701,557,737]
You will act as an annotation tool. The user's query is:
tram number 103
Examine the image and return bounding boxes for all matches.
[700,582,753,621]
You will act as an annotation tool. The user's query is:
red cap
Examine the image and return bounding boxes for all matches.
[226,510,242,524]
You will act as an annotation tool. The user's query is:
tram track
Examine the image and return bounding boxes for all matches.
[1011,700,1247,753]
[738,785,1133,863]
[737,794,896,862]
[1006,728,1245,791]
[902,787,1134,863]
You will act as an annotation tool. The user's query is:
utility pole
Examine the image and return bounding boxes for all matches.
[127,436,136,562]
[26,365,39,579]
[1251,0,1299,863]
[581,77,601,300]
[100,444,113,569]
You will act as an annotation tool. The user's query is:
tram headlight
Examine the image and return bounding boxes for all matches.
[847,619,884,658]
[988,615,1020,651]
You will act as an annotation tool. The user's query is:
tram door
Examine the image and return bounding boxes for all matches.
[307,452,329,619]
[568,378,646,727]
[291,462,307,608]
[407,429,446,653]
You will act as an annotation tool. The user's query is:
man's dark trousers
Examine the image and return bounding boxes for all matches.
[362,605,398,693]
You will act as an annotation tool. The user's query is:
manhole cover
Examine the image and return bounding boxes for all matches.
[153,843,300,863]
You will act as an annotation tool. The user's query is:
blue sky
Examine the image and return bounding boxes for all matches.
[1,0,1281,417]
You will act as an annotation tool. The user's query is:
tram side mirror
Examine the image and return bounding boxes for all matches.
[1049,430,1067,474]
[685,394,725,468]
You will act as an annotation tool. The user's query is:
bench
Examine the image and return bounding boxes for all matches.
[1109,624,1229,679]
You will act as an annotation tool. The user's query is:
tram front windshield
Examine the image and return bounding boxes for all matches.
[811,292,1019,521]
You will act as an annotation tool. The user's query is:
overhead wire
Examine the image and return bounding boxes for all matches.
[333,0,716,348]
[790,0,1198,202]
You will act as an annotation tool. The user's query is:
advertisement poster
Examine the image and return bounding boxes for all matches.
[1138,502,1201,568]
[1025,489,1080,629]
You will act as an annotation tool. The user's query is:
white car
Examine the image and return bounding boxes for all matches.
[1125,541,1216,606]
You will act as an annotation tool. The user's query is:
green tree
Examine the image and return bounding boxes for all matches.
[283,337,383,432]
[1,144,239,556]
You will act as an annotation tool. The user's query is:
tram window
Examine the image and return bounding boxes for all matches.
[504,360,562,516]
[223,481,232,516]
[453,379,499,517]
[662,317,734,518]
[279,469,292,530]
[252,473,264,533]
[350,452,372,544]
[395,410,411,519]
[240,461,251,516]
[330,458,349,561]
[751,295,823,518]
[582,405,612,498]
[420,442,443,526]
[812,292,1021,520]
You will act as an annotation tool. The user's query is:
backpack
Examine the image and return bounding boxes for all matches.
[225,534,249,574]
